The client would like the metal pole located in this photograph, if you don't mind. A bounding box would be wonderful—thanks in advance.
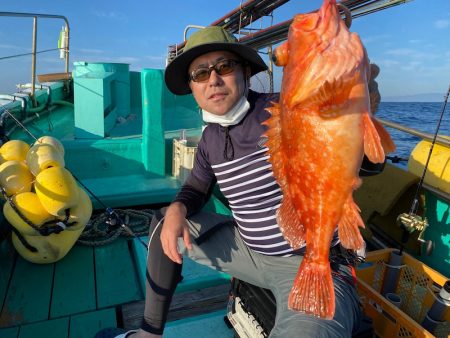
[63,24,70,93]
[31,16,37,107]
[65,25,70,74]
[267,45,274,93]
[377,118,450,147]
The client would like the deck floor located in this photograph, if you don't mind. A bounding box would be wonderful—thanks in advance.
[0,233,232,338]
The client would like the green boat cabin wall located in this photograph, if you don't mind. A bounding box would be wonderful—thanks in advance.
[73,62,131,139]
[140,68,202,176]
[68,63,201,178]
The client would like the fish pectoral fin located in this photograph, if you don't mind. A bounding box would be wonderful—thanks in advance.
[338,195,365,250]
[363,112,386,163]
[302,77,352,117]
[277,194,305,249]
[372,117,396,154]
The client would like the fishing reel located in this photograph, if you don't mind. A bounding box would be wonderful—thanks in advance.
[396,212,434,256]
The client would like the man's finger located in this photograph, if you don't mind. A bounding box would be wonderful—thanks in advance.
[167,236,182,264]
[183,227,192,250]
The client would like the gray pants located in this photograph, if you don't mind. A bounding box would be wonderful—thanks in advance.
[172,211,362,338]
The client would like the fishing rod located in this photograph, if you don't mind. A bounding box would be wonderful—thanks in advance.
[0,107,149,250]
[396,84,450,255]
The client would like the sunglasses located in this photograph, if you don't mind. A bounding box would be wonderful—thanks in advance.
[189,59,241,82]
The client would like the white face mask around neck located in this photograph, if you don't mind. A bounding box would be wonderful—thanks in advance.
[201,95,250,127]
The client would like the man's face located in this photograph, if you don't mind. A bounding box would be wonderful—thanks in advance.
[188,51,247,116]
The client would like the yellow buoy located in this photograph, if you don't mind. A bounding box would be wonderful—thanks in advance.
[6,188,90,264]
[35,167,79,216]
[0,160,33,196]
[26,143,65,176]
[3,192,55,236]
[36,136,65,156]
[408,140,450,194]
[11,226,84,263]
[0,139,30,163]
[67,187,93,231]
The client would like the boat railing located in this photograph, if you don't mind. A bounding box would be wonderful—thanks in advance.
[377,118,450,147]
[0,12,70,106]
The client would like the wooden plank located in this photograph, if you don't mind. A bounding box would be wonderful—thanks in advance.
[37,72,71,83]
[132,236,230,296]
[18,317,69,338]
[0,257,53,327]
[50,245,96,318]
[69,307,117,338]
[0,240,16,312]
[165,310,233,337]
[0,326,19,338]
[95,238,142,308]
[121,283,230,330]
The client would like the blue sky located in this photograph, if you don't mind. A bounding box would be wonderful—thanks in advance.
[0,0,449,100]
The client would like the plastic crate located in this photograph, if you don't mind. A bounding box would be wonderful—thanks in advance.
[356,248,450,337]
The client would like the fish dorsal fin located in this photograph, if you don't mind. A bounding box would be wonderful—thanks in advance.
[263,102,287,187]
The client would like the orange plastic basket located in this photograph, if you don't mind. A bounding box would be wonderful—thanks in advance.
[356,248,450,338]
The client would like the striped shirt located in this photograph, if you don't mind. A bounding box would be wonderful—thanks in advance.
[174,90,337,256]
[211,146,294,255]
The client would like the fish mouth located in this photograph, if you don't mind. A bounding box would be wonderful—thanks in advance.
[318,0,338,25]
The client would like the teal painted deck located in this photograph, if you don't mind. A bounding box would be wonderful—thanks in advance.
[0,196,233,338]
[165,310,233,337]
[0,238,139,337]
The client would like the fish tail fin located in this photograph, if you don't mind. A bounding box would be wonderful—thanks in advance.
[264,102,288,187]
[277,194,305,248]
[372,117,396,154]
[363,113,395,163]
[289,259,335,320]
[338,195,365,250]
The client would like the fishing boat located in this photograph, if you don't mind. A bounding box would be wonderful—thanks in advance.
[0,1,449,337]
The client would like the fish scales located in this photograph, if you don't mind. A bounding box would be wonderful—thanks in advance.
[264,0,395,319]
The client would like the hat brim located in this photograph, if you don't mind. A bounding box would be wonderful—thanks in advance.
[164,42,268,95]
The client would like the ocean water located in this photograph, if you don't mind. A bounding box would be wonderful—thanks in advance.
[376,102,450,167]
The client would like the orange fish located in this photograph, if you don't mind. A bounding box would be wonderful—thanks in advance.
[264,0,395,319]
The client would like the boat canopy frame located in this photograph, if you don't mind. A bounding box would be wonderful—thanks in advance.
[167,0,412,64]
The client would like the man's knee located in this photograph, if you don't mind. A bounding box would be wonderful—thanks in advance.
[148,208,167,251]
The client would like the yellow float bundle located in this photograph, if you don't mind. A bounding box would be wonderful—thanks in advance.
[0,136,92,263]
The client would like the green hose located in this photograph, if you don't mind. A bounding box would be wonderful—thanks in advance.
[52,100,74,108]
[27,100,74,114]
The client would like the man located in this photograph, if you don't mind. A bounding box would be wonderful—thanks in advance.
[99,25,374,338]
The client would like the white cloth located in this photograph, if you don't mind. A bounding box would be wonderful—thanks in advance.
[116,330,137,338]
[202,95,250,127]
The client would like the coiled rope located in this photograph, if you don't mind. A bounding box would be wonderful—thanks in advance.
[77,209,154,247]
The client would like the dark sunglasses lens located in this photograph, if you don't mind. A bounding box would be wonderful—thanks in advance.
[191,60,238,82]
[192,69,210,82]
[216,60,235,75]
